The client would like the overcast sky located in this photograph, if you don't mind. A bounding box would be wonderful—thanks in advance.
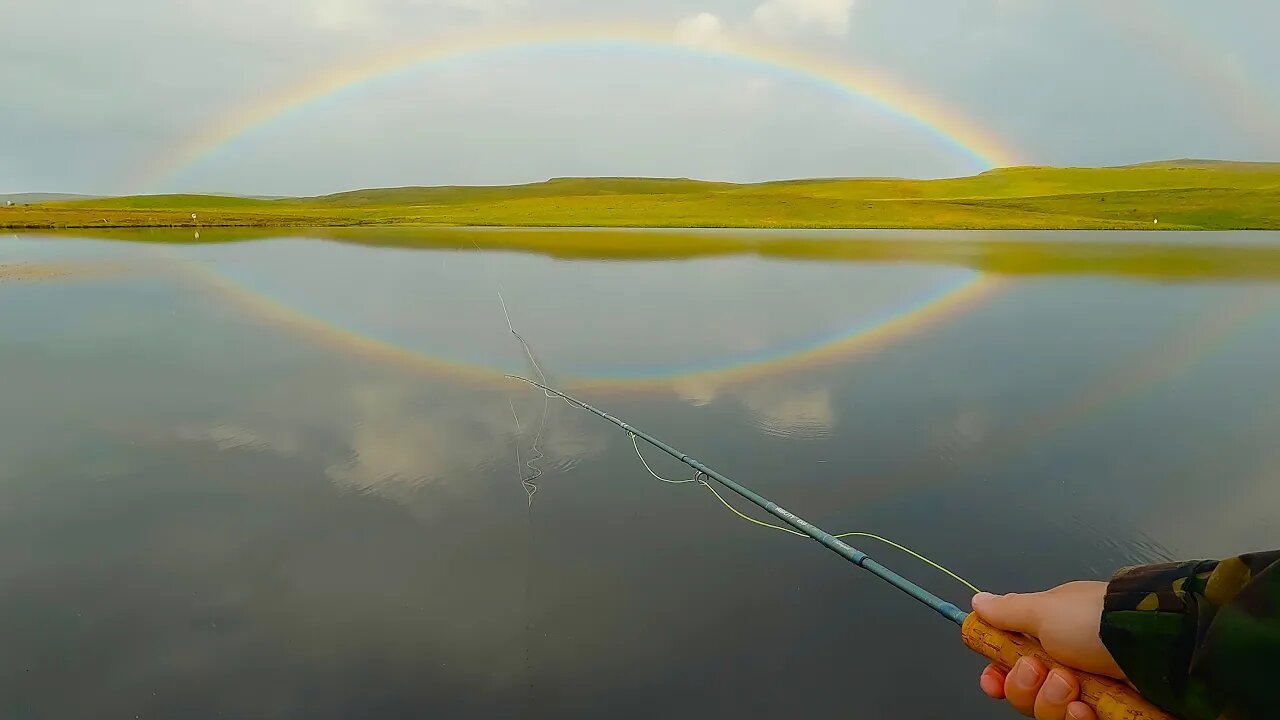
[2,0,1278,195]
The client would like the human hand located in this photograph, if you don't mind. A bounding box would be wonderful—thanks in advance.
[972,582,1126,720]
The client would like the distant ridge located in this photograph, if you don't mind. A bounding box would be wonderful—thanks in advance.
[1118,158,1280,171]
[305,177,738,206]
[1,193,97,205]
[305,159,1280,202]
[977,159,1280,175]
[205,193,287,200]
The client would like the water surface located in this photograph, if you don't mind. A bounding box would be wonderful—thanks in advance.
[2,228,1278,718]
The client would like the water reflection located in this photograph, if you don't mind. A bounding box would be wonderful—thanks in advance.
[163,237,997,390]
[738,383,836,438]
[2,228,1279,719]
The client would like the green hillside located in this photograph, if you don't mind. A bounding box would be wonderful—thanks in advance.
[1119,159,1280,171]
[55,194,282,210]
[5,160,1279,230]
[304,177,737,205]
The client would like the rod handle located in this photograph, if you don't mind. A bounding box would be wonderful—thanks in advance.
[961,614,1173,720]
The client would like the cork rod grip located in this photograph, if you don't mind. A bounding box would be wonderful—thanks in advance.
[961,614,1173,720]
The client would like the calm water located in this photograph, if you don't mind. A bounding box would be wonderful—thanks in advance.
[2,228,1279,718]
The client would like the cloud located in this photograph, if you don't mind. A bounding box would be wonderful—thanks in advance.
[5,0,1271,194]
[310,0,382,30]
[751,0,855,37]
[673,12,731,51]
[414,0,526,17]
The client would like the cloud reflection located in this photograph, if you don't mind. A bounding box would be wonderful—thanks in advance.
[738,384,836,438]
[167,378,605,507]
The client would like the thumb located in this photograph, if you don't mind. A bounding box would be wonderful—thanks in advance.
[972,591,1044,636]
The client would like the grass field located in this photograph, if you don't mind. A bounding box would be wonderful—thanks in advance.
[5,160,1280,230]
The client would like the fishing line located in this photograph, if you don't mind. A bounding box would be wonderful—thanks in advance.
[508,397,522,433]
[500,290,550,505]
[464,235,549,505]
[509,398,541,504]
[627,435,978,592]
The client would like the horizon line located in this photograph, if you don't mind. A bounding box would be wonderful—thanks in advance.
[11,156,1280,199]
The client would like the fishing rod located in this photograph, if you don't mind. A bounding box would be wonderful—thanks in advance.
[507,374,1171,720]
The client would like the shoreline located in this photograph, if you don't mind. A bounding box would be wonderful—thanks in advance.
[0,217,1230,231]
[6,162,1279,231]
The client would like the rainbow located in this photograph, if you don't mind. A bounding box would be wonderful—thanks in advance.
[1093,0,1280,155]
[133,23,1021,191]
[174,257,1003,392]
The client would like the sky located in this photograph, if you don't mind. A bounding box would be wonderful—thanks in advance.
[1,0,1278,195]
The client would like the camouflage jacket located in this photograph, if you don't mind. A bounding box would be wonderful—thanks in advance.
[1100,549,1280,720]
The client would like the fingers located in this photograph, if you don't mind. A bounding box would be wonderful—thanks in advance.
[1066,701,1097,720]
[1033,668,1081,720]
[983,658,1092,720]
[971,591,1044,635]
[1004,656,1047,716]
[979,664,1006,699]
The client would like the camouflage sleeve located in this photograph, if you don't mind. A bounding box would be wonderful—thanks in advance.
[1099,549,1280,720]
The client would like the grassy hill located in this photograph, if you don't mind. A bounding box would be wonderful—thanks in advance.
[58,194,282,210]
[305,177,737,206]
[4,160,1279,230]
[1118,159,1280,171]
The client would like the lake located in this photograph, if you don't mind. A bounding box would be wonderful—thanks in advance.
[2,227,1278,718]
